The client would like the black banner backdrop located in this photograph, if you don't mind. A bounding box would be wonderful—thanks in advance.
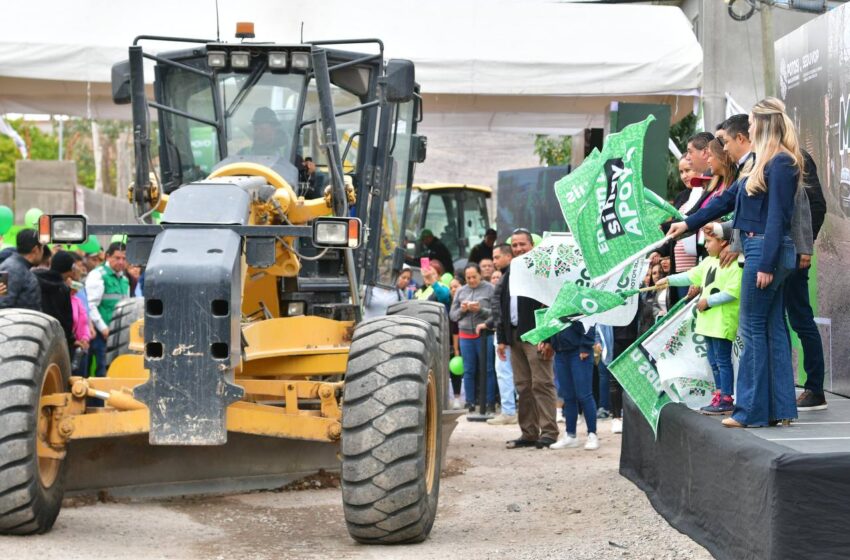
[776,7,850,397]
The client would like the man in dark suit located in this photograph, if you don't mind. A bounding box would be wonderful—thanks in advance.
[492,229,559,449]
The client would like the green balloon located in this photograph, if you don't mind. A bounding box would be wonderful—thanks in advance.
[449,356,464,376]
[111,234,127,244]
[79,236,101,254]
[531,233,543,247]
[0,206,12,235]
[440,272,454,286]
[24,208,43,229]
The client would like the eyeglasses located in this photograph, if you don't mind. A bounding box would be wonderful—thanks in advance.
[717,136,726,147]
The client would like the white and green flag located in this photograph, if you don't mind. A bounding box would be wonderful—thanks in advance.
[609,298,744,434]
[641,299,743,410]
[511,234,648,344]
[554,116,679,281]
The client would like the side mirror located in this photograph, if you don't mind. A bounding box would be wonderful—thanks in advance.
[410,135,427,163]
[111,60,132,104]
[385,59,415,103]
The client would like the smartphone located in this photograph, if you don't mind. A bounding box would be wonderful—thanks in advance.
[420,257,431,270]
[0,271,8,287]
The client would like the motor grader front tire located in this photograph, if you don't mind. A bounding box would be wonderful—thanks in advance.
[387,300,450,409]
[0,310,71,535]
[105,297,144,367]
[341,315,443,544]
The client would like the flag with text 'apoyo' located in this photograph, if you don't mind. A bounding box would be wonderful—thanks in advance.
[555,116,676,280]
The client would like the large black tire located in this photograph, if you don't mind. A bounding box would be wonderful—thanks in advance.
[341,315,443,544]
[105,297,144,367]
[0,309,71,535]
[387,300,450,409]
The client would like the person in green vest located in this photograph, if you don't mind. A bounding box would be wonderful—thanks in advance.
[85,242,129,377]
[656,226,742,415]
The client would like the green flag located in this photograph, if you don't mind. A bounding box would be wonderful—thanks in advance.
[555,115,676,280]
[521,282,629,345]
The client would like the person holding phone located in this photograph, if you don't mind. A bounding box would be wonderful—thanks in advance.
[450,263,496,412]
[0,229,43,311]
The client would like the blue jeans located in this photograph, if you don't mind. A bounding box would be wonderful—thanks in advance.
[494,339,516,415]
[554,350,597,436]
[597,361,611,410]
[706,336,734,397]
[734,236,797,426]
[89,331,107,378]
[783,266,826,394]
[460,335,497,406]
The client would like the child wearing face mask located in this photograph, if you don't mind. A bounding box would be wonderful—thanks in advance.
[656,226,743,415]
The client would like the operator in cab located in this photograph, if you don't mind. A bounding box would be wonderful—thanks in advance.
[240,107,285,157]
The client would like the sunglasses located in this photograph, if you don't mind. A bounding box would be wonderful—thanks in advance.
[512,228,531,235]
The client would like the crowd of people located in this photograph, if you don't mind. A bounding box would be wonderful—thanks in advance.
[660,97,828,426]
[367,96,828,448]
[0,233,134,380]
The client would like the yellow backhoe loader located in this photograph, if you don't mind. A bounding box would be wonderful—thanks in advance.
[0,25,451,544]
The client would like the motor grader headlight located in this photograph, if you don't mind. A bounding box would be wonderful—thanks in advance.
[207,51,227,69]
[312,217,362,249]
[39,214,87,245]
[291,52,311,70]
[230,51,251,70]
[268,51,288,70]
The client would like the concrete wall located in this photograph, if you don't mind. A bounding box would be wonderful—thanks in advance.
[682,0,816,129]
[0,183,11,208]
[79,187,136,225]
[413,128,541,218]
[13,160,76,221]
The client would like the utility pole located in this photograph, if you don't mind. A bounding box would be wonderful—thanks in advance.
[761,3,776,97]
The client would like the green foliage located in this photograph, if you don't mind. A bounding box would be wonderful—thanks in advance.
[666,113,697,201]
[0,119,59,182]
[534,135,572,167]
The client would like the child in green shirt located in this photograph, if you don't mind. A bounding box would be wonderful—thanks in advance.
[656,229,743,414]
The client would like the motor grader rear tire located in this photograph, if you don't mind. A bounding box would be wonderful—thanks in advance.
[105,297,144,367]
[387,300,450,409]
[0,309,71,535]
[341,315,443,544]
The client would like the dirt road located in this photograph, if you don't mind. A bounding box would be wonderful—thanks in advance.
[0,417,710,559]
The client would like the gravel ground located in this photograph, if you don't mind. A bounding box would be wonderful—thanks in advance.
[0,416,711,560]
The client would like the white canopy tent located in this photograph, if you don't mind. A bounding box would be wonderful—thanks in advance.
[0,0,701,134]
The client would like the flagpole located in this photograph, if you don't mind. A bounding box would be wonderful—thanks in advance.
[590,235,673,287]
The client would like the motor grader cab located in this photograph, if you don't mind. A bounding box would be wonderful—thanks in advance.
[0,28,450,544]
[405,183,492,275]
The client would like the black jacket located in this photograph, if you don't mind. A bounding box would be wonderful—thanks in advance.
[489,263,546,345]
[424,238,454,274]
[468,242,493,264]
[0,254,42,311]
[33,269,74,350]
[802,151,827,240]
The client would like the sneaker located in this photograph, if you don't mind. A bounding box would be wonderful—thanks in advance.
[451,397,463,410]
[487,413,518,425]
[556,409,565,423]
[797,390,828,411]
[701,395,734,415]
[597,408,611,419]
[549,434,579,449]
[584,433,600,451]
[611,418,623,434]
[466,403,476,413]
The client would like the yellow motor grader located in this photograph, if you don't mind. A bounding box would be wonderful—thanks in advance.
[0,26,450,544]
